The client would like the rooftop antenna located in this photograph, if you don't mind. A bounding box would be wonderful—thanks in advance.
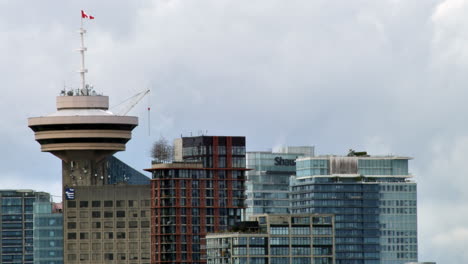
[78,10,94,93]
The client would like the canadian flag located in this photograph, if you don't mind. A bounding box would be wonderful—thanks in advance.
[81,10,94,19]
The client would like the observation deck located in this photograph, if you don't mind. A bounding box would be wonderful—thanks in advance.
[28,92,138,162]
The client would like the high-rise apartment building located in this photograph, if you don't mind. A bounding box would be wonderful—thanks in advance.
[206,214,335,264]
[146,136,247,264]
[0,190,51,264]
[291,154,417,264]
[245,147,314,218]
[33,201,63,264]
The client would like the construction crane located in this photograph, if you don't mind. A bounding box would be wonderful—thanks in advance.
[111,88,150,116]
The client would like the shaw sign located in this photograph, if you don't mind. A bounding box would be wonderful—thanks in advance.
[274,157,296,166]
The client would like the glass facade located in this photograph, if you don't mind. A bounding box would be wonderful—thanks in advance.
[106,156,150,185]
[245,147,313,219]
[206,214,334,264]
[291,156,417,264]
[0,190,51,264]
[33,202,63,264]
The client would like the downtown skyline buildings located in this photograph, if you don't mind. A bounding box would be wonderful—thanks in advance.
[17,12,423,264]
[23,85,421,264]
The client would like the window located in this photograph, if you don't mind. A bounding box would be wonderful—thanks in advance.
[67,222,76,229]
[129,221,138,228]
[292,237,310,245]
[116,221,125,228]
[80,222,89,229]
[92,253,101,261]
[104,212,113,218]
[117,253,126,260]
[104,232,113,239]
[68,233,76,239]
[117,242,126,250]
[104,243,113,250]
[270,237,289,245]
[116,211,125,217]
[116,200,124,207]
[141,221,150,228]
[117,232,126,239]
[92,243,101,250]
[80,243,89,250]
[92,232,101,239]
[92,211,101,218]
[67,211,76,218]
[92,222,101,228]
[80,232,89,239]
[67,201,76,208]
[128,200,136,207]
[79,201,89,208]
[249,237,265,246]
[129,232,138,239]
[292,257,310,264]
[104,253,114,261]
[67,243,76,250]
[270,226,288,235]
[291,247,311,255]
[104,222,113,228]
[313,227,332,235]
[79,211,88,218]
[291,227,310,235]
[92,201,101,207]
[142,253,150,260]
[270,247,289,255]
[104,200,113,207]
[129,242,138,249]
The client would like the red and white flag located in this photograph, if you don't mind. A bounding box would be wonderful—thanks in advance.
[81,10,94,19]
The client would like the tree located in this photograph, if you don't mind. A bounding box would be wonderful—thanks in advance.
[151,136,173,163]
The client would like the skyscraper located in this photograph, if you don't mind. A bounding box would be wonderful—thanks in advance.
[146,136,247,264]
[245,146,314,218]
[290,153,417,264]
[0,190,52,264]
[33,201,64,264]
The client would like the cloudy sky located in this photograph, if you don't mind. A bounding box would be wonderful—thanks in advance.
[1,0,467,262]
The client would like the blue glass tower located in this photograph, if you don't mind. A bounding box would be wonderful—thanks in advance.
[291,155,417,264]
[33,201,63,264]
[0,190,51,264]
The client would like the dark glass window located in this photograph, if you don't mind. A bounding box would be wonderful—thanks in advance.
[116,211,125,217]
[104,212,113,218]
[92,211,101,218]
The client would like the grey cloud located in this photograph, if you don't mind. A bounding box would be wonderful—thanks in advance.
[1,0,465,262]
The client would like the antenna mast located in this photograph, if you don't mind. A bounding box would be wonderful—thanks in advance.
[78,18,88,91]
